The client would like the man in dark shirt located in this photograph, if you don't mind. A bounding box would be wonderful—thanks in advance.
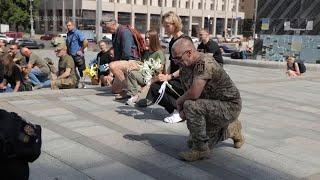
[197,29,223,67]
[96,40,114,86]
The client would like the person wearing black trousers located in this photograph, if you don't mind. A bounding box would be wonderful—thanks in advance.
[137,11,191,123]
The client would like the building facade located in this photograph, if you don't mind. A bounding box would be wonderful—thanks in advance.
[256,0,320,35]
[37,0,245,37]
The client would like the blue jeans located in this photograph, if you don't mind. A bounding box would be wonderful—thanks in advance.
[0,86,13,93]
[241,51,247,59]
[28,68,51,88]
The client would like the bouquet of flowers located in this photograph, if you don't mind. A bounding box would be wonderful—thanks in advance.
[139,55,162,84]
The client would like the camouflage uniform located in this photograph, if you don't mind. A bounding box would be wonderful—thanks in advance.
[180,53,242,151]
[51,54,77,89]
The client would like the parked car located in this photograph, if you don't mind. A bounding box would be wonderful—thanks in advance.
[219,43,238,53]
[191,37,199,43]
[51,33,67,47]
[0,33,14,44]
[161,36,171,43]
[40,33,56,40]
[18,39,45,49]
[101,33,112,44]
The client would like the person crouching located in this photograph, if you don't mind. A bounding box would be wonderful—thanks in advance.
[51,44,78,89]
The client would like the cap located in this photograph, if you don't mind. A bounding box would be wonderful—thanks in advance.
[55,44,67,52]
[100,16,116,25]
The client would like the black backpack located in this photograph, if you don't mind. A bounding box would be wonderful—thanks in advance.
[0,109,42,162]
[231,51,242,59]
[296,60,306,73]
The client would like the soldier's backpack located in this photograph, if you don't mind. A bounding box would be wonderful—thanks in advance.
[125,25,147,58]
[0,109,42,162]
[296,60,306,73]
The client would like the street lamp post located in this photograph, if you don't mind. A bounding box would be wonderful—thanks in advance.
[30,0,35,37]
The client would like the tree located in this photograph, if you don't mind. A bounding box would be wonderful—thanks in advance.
[0,0,40,32]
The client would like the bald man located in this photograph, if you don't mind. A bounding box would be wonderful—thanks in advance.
[171,37,244,161]
[21,47,51,89]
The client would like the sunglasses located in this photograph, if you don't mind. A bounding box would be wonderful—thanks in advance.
[172,50,190,62]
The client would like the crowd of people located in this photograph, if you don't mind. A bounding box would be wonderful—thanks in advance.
[0,11,247,162]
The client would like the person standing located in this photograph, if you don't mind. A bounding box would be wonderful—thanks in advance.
[197,29,224,67]
[66,21,89,88]
[171,38,244,161]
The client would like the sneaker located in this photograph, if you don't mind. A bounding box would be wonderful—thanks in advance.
[125,95,139,106]
[33,85,42,90]
[163,110,183,123]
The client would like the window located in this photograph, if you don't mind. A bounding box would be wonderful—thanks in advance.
[126,0,131,3]
[186,1,189,8]
[172,0,177,7]
[150,0,152,5]
[210,3,214,10]
[179,0,181,7]
[158,0,162,6]
[109,0,114,2]
[143,0,147,5]
[198,2,202,9]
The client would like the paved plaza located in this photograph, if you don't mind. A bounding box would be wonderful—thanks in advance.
[1,55,320,179]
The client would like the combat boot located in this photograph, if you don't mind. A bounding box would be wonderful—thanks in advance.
[227,120,245,149]
[178,146,211,162]
[187,134,193,149]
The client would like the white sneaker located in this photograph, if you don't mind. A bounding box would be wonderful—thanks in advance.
[163,110,183,123]
[125,95,139,106]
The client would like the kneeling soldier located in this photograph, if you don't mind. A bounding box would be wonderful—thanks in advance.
[51,44,77,89]
[172,37,244,162]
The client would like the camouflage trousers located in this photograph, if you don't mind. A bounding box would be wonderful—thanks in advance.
[183,99,241,150]
[51,78,76,89]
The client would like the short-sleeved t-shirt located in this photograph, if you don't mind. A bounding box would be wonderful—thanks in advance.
[58,55,77,82]
[97,51,112,65]
[4,65,23,88]
[180,53,241,103]
[13,53,25,66]
[197,39,223,65]
[66,28,86,56]
[27,53,50,74]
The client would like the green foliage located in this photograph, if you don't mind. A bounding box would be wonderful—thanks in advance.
[0,0,41,31]
[316,60,320,64]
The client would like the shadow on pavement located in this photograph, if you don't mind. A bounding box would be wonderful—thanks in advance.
[115,105,167,121]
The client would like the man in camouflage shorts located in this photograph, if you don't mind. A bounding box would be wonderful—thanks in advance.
[172,37,244,162]
[51,44,77,89]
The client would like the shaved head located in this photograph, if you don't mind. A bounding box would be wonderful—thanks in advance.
[172,37,195,56]
[171,37,199,67]
[21,47,31,57]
